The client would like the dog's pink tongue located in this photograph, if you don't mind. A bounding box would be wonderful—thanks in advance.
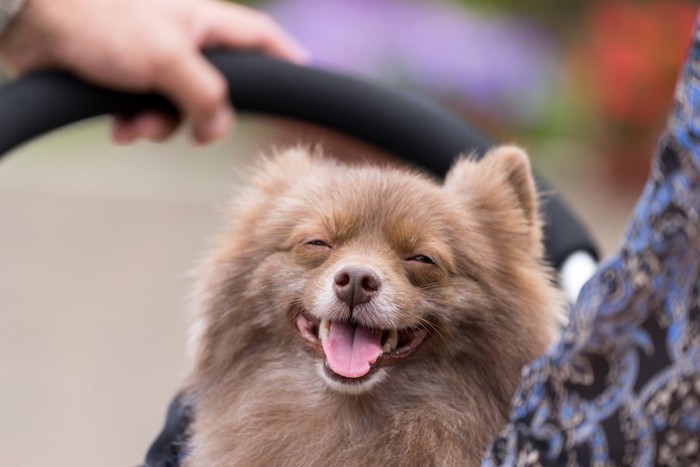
[322,321,383,378]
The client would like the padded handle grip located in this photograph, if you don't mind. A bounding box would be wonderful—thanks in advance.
[0,50,597,267]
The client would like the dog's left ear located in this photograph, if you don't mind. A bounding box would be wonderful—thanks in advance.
[443,145,541,252]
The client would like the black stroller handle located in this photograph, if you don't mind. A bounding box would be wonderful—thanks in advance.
[0,50,597,267]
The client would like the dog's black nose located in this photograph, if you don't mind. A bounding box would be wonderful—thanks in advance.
[333,265,381,311]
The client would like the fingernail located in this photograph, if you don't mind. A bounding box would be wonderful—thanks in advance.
[112,123,134,145]
[198,106,234,144]
[279,32,312,64]
[290,42,312,64]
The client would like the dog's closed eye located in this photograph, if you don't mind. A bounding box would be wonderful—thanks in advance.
[407,255,436,265]
[306,239,332,248]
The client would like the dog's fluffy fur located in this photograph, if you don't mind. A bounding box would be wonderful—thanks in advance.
[180,146,562,466]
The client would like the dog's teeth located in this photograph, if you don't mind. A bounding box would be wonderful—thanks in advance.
[319,319,330,342]
[383,329,399,353]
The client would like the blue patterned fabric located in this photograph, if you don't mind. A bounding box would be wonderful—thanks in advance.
[484,14,700,467]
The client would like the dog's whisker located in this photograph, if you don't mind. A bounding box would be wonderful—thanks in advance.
[414,317,447,347]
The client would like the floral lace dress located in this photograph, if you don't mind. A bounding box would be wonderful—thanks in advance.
[484,14,700,467]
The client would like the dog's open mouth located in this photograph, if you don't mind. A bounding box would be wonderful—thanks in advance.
[295,314,429,381]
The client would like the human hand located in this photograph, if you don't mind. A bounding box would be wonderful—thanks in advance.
[0,0,308,144]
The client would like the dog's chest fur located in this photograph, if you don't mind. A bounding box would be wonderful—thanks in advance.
[185,357,507,466]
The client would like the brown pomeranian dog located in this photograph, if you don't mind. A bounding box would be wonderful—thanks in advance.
[179,145,562,466]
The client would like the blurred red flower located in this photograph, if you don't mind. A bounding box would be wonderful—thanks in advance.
[577,1,696,130]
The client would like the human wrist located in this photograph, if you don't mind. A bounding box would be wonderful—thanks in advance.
[0,0,27,37]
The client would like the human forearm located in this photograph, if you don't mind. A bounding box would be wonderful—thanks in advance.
[0,0,25,36]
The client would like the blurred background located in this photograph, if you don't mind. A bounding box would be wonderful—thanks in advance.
[0,0,697,465]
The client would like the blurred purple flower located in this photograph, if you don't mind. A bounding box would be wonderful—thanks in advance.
[265,0,560,123]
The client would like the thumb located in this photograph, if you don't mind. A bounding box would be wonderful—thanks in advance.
[201,3,309,64]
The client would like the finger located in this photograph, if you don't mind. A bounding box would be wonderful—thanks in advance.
[112,116,136,145]
[131,111,181,142]
[112,111,181,144]
[201,3,310,64]
[152,47,235,144]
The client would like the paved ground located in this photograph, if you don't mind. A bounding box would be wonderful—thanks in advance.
[0,117,638,467]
